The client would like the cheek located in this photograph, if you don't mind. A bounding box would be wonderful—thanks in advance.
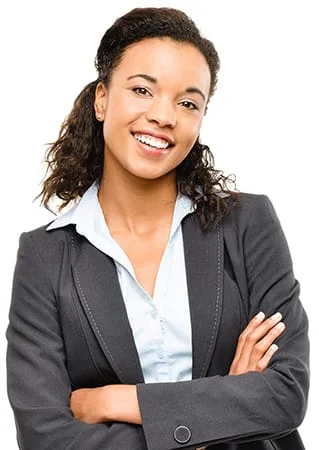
[109,93,147,120]
[102,120,113,144]
[172,122,201,164]
[180,121,201,150]
[102,106,127,142]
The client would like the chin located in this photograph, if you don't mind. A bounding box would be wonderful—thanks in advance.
[128,166,173,181]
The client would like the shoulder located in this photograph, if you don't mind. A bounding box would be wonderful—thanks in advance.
[221,192,292,274]
[13,224,78,293]
[232,191,274,214]
[222,192,282,239]
[227,192,278,223]
[18,222,75,262]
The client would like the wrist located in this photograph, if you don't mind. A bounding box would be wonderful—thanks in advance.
[105,385,142,424]
[98,386,112,422]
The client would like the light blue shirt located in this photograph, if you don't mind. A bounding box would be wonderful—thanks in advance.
[47,183,194,383]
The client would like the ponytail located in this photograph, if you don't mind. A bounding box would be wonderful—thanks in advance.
[39,80,104,211]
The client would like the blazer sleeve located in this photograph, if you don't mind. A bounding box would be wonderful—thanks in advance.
[6,232,147,450]
[136,195,310,450]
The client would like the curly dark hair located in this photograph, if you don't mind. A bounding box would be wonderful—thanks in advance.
[39,7,238,229]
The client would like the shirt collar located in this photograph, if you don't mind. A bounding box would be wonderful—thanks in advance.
[46,182,194,238]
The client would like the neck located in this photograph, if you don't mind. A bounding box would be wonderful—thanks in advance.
[98,170,177,234]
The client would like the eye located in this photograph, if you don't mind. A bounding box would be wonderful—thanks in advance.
[180,100,199,110]
[132,87,151,96]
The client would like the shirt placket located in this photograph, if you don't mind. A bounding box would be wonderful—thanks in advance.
[152,240,174,382]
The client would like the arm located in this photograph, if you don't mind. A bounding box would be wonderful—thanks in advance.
[70,310,285,450]
[6,232,147,450]
[70,309,285,424]
[134,195,309,449]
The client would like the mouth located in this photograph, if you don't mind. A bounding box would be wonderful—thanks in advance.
[131,132,175,157]
[131,132,174,151]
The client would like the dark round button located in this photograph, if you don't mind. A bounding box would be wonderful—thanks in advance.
[173,425,192,444]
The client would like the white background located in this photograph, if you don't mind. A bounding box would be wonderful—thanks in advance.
[0,0,317,448]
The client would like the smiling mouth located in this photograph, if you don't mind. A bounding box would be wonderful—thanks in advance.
[132,132,173,150]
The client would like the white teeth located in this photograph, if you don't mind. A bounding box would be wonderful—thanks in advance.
[134,133,170,149]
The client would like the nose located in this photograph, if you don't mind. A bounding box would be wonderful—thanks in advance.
[145,97,177,128]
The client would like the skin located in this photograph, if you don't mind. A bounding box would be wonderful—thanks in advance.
[70,38,286,441]
[94,37,211,297]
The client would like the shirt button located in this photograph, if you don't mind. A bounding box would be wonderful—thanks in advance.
[174,425,192,444]
[158,351,165,359]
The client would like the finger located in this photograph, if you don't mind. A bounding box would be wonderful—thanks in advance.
[242,311,266,335]
[234,312,283,370]
[234,311,266,359]
[244,312,283,347]
[230,311,283,374]
[235,311,279,363]
[255,344,279,372]
[250,322,285,364]
[256,321,285,353]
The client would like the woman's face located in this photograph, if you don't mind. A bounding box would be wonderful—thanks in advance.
[95,37,211,182]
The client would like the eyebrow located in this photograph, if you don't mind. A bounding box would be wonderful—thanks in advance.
[127,73,206,102]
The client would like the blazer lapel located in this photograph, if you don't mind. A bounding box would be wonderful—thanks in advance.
[70,231,144,384]
[182,214,224,379]
[68,212,224,385]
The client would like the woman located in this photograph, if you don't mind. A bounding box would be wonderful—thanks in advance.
[6,7,309,450]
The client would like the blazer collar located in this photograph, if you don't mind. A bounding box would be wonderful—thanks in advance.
[70,212,224,383]
[70,229,144,384]
[182,214,224,379]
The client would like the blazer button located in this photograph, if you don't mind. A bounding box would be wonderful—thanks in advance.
[173,425,192,444]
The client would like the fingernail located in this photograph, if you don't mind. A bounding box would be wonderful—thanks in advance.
[270,344,279,353]
[271,312,282,321]
[275,322,285,331]
[255,311,265,320]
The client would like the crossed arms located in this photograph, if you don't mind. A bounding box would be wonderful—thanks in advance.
[6,196,309,449]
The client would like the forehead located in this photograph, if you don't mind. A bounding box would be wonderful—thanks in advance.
[113,38,211,95]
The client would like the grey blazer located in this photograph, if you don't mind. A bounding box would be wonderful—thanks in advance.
[6,193,309,450]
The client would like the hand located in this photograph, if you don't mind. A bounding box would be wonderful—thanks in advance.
[70,386,109,424]
[229,311,285,375]
[70,384,142,425]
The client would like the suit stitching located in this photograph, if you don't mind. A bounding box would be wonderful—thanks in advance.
[70,286,111,384]
[70,234,124,379]
[200,222,222,377]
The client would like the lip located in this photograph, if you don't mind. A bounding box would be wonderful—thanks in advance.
[132,130,175,146]
[132,133,171,157]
